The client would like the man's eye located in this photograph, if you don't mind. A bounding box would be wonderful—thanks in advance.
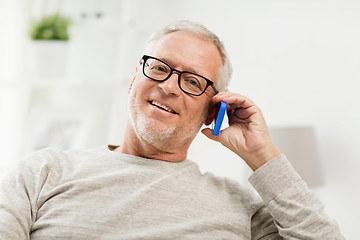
[151,64,168,73]
[155,66,167,72]
[184,78,202,89]
[189,79,199,86]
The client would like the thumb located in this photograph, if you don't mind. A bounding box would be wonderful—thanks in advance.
[201,128,221,142]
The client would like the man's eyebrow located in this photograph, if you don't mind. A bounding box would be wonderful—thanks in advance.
[158,57,201,75]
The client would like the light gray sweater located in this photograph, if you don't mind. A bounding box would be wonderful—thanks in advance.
[0,146,343,239]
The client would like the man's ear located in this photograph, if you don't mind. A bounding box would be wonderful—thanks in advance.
[128,66,139,93]
[204,103,218,126]
[128,76,136,93]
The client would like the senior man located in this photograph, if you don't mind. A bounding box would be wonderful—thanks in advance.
[0,20,343,239]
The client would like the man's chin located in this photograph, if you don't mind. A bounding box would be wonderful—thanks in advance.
[130,107,205,151]
[136,118,177,144]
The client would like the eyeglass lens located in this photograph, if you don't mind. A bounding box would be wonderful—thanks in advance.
[143,57,209,95]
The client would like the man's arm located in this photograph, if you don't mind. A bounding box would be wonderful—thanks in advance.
[250,154,344,239]
[0,151,46,239]
[202,92,344,239]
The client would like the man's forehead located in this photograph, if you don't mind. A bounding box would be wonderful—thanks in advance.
[147,31,222,82]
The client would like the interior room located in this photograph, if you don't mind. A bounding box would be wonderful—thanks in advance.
[1,0,359,238]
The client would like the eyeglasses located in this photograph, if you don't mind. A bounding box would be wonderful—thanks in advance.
[140,55,219,96]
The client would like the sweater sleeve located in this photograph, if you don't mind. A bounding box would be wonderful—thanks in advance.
[0,150,53,240]
[248,154,344,239]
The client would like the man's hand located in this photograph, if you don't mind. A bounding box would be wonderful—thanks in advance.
[202,92,280,171]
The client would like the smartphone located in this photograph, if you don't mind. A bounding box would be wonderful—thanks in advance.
[212,101,227,136]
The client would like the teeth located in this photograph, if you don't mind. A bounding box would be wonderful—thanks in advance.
[151,101,175,113]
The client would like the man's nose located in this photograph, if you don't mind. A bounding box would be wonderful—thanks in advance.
[158,71,181,96]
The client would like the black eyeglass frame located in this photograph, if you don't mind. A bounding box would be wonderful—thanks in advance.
[140,55,219,96]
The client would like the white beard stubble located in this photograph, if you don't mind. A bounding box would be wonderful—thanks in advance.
[128,95,208,151]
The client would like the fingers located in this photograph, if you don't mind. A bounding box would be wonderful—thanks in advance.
[213,92,262,123]
[201,128,220,142]
[213,92,257,110]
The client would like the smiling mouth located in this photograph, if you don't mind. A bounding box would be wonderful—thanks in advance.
[149,101,178,114]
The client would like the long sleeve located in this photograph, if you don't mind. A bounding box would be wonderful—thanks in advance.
[249,154,344,239]
[0,151,50,240]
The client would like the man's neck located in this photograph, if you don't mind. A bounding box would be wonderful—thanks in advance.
[116,122,189,162]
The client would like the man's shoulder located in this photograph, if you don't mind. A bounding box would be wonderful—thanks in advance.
[20,147,68,168]
[18,146,108,172]
[25,145,104,160]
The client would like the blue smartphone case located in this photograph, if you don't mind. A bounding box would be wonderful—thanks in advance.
[212,101,227,136]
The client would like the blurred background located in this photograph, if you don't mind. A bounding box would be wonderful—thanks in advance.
[1,0,359,238]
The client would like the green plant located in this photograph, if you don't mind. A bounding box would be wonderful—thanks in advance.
[29,13,71,41]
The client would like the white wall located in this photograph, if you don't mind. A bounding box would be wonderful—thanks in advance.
[0,0,28,173]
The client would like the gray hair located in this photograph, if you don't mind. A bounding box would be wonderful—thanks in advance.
[144,20,232,91]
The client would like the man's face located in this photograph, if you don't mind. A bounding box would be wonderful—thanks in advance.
[128,31,222,151]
